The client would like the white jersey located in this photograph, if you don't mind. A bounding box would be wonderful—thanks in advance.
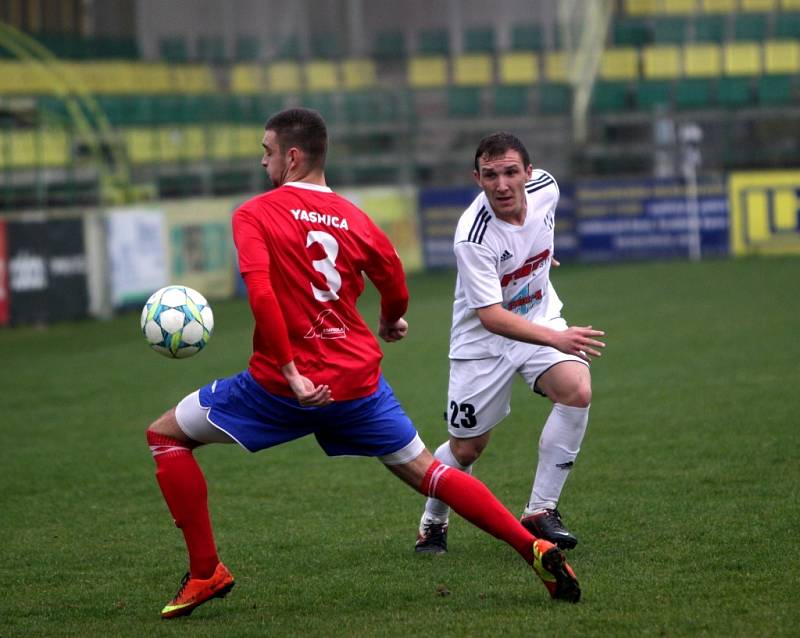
[450,169,564,359]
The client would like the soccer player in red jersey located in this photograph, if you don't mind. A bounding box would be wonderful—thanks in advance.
[146,108,580,619]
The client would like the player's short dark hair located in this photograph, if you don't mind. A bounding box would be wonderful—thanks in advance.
[474,132,531,172]
[265,107,328,169]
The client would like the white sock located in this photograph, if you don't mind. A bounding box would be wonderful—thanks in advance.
[420,440,473,525]
[525,403,589,515]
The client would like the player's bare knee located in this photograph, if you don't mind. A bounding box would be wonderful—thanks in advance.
[450,438,484,466]
[147,408,189,442]
[559,383,592,408]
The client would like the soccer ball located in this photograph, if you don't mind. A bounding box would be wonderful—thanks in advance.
[140,285,214,359]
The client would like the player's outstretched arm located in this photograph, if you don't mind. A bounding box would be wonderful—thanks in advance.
[378,316,408,342]
[476,304,605,361]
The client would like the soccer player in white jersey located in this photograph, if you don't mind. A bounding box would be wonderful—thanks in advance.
[415,132,605,554]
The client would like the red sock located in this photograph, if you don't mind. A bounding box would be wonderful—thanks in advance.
[421,460,535,564]
[147,430,219,579]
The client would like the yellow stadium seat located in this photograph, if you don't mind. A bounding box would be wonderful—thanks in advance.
[544,51,569,82]
[41,128,69,167]
[182,126,207,161]
[663,0,697,14]
[724,42,762,75]
[625,0,659,15]
[780,0,800,9]
[498,52,539,84]
[233,126,260,158]
[231,64,263,94]
[11,131,37,167]
[408,55,448,87]
[683,43,722,76]
[210,125,236,160]
[268,62,302,92]
[453,54,493,86]
[157,127,183,162]
[701,0,736,12]
[140,64,174,94]
[305,61,339,91]
[340,59,376,89]
[740,0,776,10]
[643,45,682,78]
[600,47,640,80]
[764,40,800,73]
[124,129,157,164]
[172,65,216,94]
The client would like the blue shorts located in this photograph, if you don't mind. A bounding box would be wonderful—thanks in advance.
[198,370,418,457]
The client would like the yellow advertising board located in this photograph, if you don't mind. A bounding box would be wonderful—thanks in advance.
[161,197,239,299]
[728,171,800,256]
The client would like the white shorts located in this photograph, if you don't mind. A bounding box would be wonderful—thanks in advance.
[446,320,587,439]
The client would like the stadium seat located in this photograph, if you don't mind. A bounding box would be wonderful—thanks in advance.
[634,79,674,109]
[774,13,800,38]
[417,29,450,55]
[663,0,696,14]
[511,24,543,51]
[159,37,188,62]
[613,18,652,46]
[447,87,482,117]
[230,64,262,94]
[643,45,682,78]
[723,43,762,75]
[275,35,301,59]
[408,55,448,87]
[741,0,776,9]
[124,128,157,164]
[733,14,768,40]
[716,77,754,106]
[498,52,539,84]
[303,94,337,123]
[700,0,737,13]
[764,40,800,73]
[493,85,529,115]
[172,65,216,93]
[544,52,569,82]
[452,54,493,86]
[591,81,631,112]
[268,62,302,92]
[340,59,377,89]
[693,16,727,43]
[781,0,800,8]
[305,61,339,92]
[197,36,226,63]
[538,83,571,114]
[235,36,260,61]
[624,0,659,15]
[343,90,396,123]
[464,27,495,53]
[756,74,794,103]
[599,48,640,81]
[653,18,688,44]
[373,29,406,60]
[311,32,342,59]
[41,128,69,167]
[10,131,37,167]
[675,77,713,108]
[683,44,722,76]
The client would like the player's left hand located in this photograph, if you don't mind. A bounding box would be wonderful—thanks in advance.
[379,317,408,342]
[281,361,333,406]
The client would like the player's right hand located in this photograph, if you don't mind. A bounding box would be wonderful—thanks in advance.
[553,325,606,362]
[288,374,333,406]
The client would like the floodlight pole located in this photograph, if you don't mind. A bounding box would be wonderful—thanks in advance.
[679,123,703,262]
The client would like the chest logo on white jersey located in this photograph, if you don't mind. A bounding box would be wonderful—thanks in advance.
[304,309,348,340]
[291,208,349,231]
[500,250,513,262]
[504,284,543,315]
[500,248,550,288]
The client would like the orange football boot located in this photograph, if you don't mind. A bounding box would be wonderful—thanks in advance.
[161,562,235,619]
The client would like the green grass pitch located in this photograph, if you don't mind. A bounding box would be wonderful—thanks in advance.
[1,256,798,637]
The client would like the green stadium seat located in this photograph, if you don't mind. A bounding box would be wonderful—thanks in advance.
[464,27,495,53]
[418,29,450,55]
[373,30,406,60]
[675,78,713,108]
[539,83,571,114]
[613,18,652,46]
[757,75,794,104]
[276,35,301,59]
[159,37,188,62]
[694,16,726,43]
[311,32,342,59]
[591,82,631,112]
[653,18,688,44]
[774,13,800,38]
[447,87,482,117]
[511,24,543,51]
[197,36,226,63]
[716,77,754,107]
[733,14,768,40]
[303,93,337,123]
[235,36,260,61]
[635,79,673,109]
[493,86,529,116]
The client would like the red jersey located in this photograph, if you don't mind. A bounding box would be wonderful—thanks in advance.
[232,182,409,400]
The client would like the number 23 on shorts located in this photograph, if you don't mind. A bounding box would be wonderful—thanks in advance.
[448,400,477,429]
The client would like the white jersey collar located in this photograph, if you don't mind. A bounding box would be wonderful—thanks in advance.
[284,181,333,193]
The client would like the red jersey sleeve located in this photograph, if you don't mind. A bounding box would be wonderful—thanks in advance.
[233,208,294,367]
[362,221,409,323]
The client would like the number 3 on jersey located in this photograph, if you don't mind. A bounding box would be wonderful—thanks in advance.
[449,400,477,428]
[306,230,341,302]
